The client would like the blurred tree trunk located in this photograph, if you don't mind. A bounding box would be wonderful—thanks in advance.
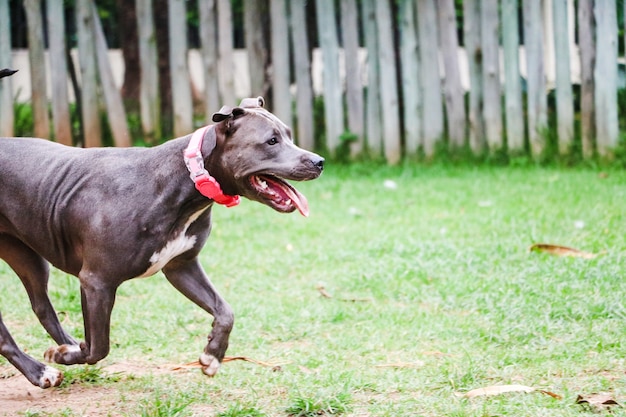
[199,0,221,120]
[501,0,524,153]
[523,0,547,158]
[137,0,161,142]
[376,0,400,164]
[244,0,268,97]
[399,0,420,156]
[594,0,618,158]
[217,0,235,105]
[269,0,292,124]
[24,0,50,139]
[481,0,502,152]
[315,0,344,155]
[289,0,314,150]
[76,0,101,147]
[417,0,443,157]
[361,0,382,156]
[341,0,364,156]
[46,0,72,145]
[168,0,193,136]
[464,0,485,154]
[0,0,14,137]
[154,0,172,136]
[116,0,140,106]
[578,0,595,158]
[92,2,130,147]
[552,0,574,155]
[438,0,465,149]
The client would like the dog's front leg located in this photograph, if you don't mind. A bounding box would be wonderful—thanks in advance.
[162,258,234,377]
[44,279,117,366]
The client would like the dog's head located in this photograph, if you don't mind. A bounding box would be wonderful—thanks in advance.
[207,97,324,217]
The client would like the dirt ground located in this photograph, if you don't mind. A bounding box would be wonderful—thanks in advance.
[0,362,174,416]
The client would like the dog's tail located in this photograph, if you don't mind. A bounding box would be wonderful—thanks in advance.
[0,68,17,79]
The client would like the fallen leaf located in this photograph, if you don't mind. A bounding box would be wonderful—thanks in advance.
[529,243,598,259]
[461,384,536,398]
[576,393,621,411]
[316,285,333,298]
[316,285,372,302]
[458,384,561,400]
[538,390,563,400]
[375,361,425,369]
[421,351,455,357]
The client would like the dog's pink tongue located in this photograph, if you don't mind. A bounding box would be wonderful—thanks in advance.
[285,185,309,217]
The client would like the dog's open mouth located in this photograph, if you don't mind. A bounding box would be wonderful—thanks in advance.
[249,175,309,217]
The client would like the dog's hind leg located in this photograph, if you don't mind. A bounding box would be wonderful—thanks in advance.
[163,258,234,377]
[0,312,64,387]
[0,235,78,347]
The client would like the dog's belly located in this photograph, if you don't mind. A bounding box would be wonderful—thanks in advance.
[138,206,209,277]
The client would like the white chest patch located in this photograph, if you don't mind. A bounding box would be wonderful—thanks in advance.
[139,207,209,277]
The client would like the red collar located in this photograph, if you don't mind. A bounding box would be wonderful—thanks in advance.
[183,125,240,207]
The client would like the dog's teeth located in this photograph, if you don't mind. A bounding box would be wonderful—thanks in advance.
[285,199,291,205]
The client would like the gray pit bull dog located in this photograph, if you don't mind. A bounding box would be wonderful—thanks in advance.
[0,95,324,388]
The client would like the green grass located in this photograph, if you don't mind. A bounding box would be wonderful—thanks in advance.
[1,164,626,416]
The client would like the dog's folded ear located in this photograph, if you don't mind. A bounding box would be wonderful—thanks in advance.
[212,106,233,123]
[0,68,17,79]
[212,106,246,123]
[212,96,266,123]
[239,96,265,109]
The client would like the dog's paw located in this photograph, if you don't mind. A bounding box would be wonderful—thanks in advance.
[39,366,64,388]
[44,344,83,364]
[199,352,221,377]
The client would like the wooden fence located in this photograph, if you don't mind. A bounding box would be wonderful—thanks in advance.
[0,0,624,163]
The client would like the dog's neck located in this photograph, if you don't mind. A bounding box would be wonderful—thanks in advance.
[183,126,240,207]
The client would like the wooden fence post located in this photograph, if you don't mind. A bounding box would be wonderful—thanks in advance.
[24,0,50,139]
[92,2,131,147]
[376,0,401,164]
[0,0,13,137]
[417,0,444,157]
[217,0,236,105]
[361,0,382,156]
[501,0,524,153]
[464,0,485,155]
[552,0,574,155]
[244,0,268,98]
[137,0,161,142]
[169,0,193,137]
[341,0,364,157]
[290,0,315,151]
[199,0,220,120]
[76,0,101,147]
[46,0,72,145]
[578,0,595,158]
[438,0,466,149]
[524,0,548,158]
[481,0,502,152]
[594,0,618,158]
[399,0,420,156]
[315,0,344,155]
[270,0,292,124]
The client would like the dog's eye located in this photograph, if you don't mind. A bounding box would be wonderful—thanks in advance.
[266,137,278,145]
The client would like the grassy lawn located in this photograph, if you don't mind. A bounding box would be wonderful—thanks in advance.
[1,164,626,416]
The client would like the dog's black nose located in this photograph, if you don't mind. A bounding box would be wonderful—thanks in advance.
[314,157,324,171]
